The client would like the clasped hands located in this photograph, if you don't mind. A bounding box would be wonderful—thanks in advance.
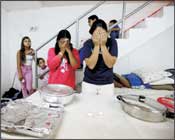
[92,28,108,48]
[59,38,71,55]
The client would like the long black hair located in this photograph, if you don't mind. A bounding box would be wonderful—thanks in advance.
[55,30,73,64]
[89,19,113,49]
[89,19,108,35]
[88,15,99,21]
[20,36,31,62]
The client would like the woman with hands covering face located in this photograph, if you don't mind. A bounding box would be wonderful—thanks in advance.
[47,30,80,89]
[80,19,118,95]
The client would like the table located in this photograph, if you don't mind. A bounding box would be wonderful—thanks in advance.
[1,88,174,139]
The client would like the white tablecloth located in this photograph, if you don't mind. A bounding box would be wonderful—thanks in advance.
[1,88,174,139]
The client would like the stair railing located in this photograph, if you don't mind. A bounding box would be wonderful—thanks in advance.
[34,0,155,88]
[34,1,105,88]
[108,0,153,38]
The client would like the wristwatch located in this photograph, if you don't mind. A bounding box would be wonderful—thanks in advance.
[116,94,167,122]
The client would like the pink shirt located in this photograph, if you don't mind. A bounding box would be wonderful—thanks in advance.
[47,48,80,89]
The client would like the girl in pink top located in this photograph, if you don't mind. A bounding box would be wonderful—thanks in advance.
[47,30,80,89]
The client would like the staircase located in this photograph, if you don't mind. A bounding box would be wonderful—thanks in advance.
[34,1,174,88]
[117,5,174,59]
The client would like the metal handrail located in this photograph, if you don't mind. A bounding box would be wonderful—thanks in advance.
[108,1,153,31]
[120,1,126,38]
[35,1,153,51]
[124,0,173,33]
[35,1,105,88]
[34,0,153,88]
[35,1,105,52]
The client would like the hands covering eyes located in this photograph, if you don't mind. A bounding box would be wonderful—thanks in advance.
[58,38,71,54]
[92,27,108,47]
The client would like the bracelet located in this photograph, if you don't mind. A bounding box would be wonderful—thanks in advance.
[116,94,167,122]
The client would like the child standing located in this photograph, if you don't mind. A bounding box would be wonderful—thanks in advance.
[16,36,35,98]
[37,57,49,87]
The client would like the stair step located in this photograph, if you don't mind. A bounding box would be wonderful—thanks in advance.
[117,38,137,58]
[117,5,174,59]
[133,20,147,28]
[162,6,174,21]
[128,28,148,40]
[163,6,174,16]
[146,17,162,23]
[145,17,163,28]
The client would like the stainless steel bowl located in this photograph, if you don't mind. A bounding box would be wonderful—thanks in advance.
[117,95,167,122]
[38,84,75,106]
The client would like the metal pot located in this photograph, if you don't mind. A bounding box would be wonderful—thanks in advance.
[116,94,167,122]
[38,84,75,106]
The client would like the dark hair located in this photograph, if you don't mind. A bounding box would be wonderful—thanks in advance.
[89,19,108,35]
[37,57,45,66]
[54,30,73,64]
[88,15,99,21]
[109,19,117,24]
[20,36,31,62]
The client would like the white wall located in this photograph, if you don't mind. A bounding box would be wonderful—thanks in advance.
[1,8,11,95]
[1,1,171,94]
[124,1,170,31]
[114,25,174,74]
[1,2,124,93]
[6,5,93,89]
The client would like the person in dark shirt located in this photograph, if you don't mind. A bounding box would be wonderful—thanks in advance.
[80,19,118,95]
[88,15,99,27]
[108,19,120,39]
[78,15,99,69]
